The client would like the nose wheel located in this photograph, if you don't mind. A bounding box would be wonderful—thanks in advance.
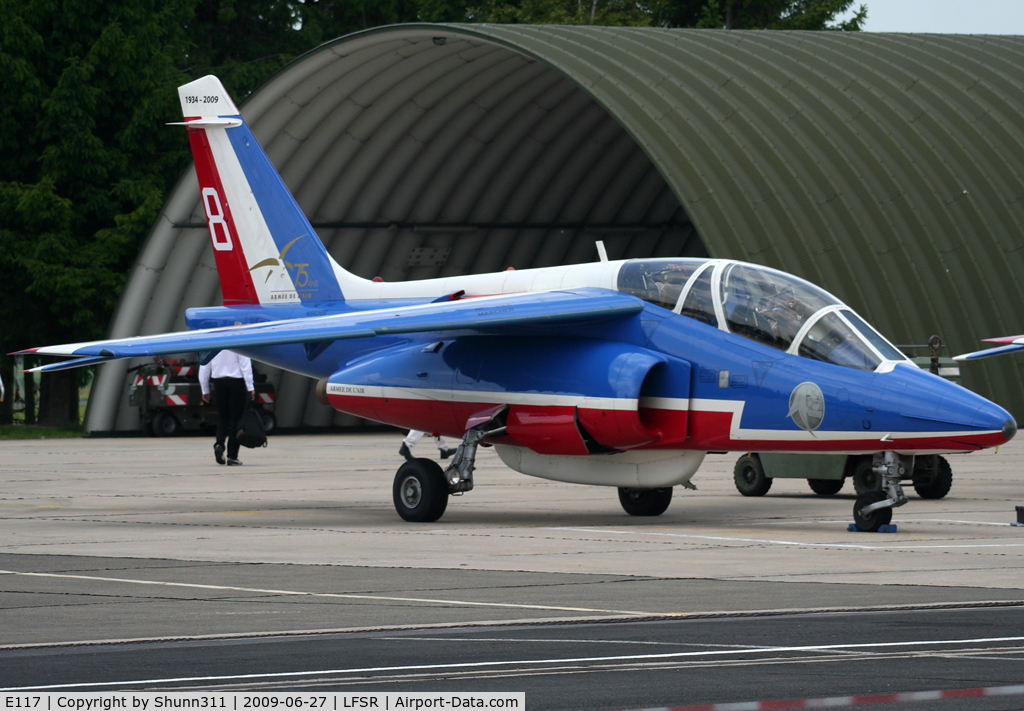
[853,451,909,531]
[853,490,892,530]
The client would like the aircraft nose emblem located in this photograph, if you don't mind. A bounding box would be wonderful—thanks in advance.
[788,381,825,432]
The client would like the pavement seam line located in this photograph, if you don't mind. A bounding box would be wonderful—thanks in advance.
[4,635,1024,691]
[549,526,1024,549]
[0,568,660,616]
[1,592,1023,651]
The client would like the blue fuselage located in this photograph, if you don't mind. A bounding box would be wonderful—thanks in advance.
[186,296,1015,455]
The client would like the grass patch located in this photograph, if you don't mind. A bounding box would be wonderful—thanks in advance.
[0,424,86,440]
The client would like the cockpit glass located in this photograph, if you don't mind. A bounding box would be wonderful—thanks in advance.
[618,259,900,372]
[798,311,882,371]
[719,263,838,351]
[843,310,907,362]
[618,259,708,311]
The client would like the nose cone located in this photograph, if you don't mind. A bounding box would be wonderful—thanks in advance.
[964,392,1017,444]
[891,364,1015,449]
[964,395,1017,446]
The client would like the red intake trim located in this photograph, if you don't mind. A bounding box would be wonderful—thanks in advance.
[507,406,589,456]
[577,407,658,450]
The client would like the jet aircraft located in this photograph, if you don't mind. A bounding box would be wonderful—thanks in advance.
[21,76,1017,529]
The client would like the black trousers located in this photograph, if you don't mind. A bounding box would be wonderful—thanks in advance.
[213,377,248,459]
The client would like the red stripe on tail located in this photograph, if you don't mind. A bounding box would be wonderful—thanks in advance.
[186,126,260,305]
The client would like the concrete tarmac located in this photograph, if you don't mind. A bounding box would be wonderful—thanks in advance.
[1,434,1023,650]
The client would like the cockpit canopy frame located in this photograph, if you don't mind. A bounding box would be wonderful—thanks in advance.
[617,258,910,372]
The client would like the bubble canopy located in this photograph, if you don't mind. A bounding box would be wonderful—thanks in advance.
[618,259,910,372]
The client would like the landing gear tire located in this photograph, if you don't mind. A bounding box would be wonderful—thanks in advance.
[618,487,673,516]
[393,459,449,523]
[913,455,952,499]
[854,490,893,531]
[152,410,179,437]
[734,454,771,497]
[851,457,881,495]
[808,478,844,496]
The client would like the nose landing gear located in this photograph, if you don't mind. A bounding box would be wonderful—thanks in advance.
[853,451,910,531]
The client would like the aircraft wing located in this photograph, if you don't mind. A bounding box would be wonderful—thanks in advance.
[953,335,1024,361]
[19,288,643,373]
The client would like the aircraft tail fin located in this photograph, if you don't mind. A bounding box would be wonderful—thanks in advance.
[177,76,350,305]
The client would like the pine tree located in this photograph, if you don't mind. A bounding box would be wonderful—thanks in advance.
[0,0,195,425]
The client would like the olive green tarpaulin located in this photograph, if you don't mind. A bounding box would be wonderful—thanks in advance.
[87,26,1024,432]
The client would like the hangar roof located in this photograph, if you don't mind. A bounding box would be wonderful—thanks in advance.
[87,26,1024,431]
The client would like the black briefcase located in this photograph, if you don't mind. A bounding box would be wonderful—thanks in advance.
[236,407,267,448]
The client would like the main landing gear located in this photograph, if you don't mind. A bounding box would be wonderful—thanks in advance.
[618,487,673,516]
[392,413,508,522]
[853,451,910,531]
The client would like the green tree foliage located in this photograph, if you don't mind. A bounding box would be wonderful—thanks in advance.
[466,0,659,26]
[0,0,364,357]
[415,0,865,28]
[694,0,866,30]
[0,0,200,424]
[299,0,423,43]
[0,0,194,351]
[0,0,201,424]
[0,0,336,424]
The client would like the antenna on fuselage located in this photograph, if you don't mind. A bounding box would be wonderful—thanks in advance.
[595,241,608,262]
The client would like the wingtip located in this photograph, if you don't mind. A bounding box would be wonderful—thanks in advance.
[22,355,118,374]
[953,343,1024,361]
[982,335,1024,344]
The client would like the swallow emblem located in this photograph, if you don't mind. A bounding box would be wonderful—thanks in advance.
[249,235,305,282]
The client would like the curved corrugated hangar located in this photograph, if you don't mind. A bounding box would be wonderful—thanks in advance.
[86,25,1024,433]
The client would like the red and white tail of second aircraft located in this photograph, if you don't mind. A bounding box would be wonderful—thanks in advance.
[954,336,1024,361]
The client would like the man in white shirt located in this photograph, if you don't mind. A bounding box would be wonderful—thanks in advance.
[199,350,255,465]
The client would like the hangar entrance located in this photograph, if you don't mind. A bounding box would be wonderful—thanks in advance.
[95,30,708,432]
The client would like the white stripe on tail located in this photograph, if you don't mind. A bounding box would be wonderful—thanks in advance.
[177,76,350,305]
